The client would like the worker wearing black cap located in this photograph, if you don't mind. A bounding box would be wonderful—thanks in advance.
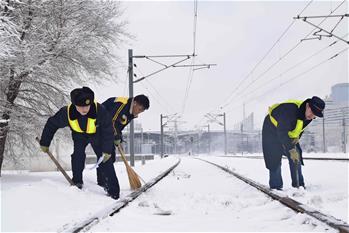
[39,87,120,199]
[262,96,325,190]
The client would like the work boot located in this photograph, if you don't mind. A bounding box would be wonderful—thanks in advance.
[108,193,119,200]
[74,183,83,189]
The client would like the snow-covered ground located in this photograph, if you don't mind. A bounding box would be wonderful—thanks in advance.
[1,153,348,232]
[1,157,176,232]
[202,153,349,222]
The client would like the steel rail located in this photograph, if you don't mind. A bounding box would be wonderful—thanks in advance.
[60,159,181,233]
[196,158,349,233]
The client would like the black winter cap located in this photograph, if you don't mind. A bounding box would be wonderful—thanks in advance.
[309,96,325,117]
[70,86,94,106]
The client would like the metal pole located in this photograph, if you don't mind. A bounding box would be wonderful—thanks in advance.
[141,127,143,154]
[128,49,135,166]
[343,112,346,153]
[322,114,326,152]
[223,112,227,155]
[241,123,244,155]
[208,124,211,154]
[242,103,245,154]
[174,119,177,154]
[197,132,200,154]
[160,114,164,158]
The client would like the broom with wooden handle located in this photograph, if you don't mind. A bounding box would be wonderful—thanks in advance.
[35,137,74,185]
[116,144,142,190]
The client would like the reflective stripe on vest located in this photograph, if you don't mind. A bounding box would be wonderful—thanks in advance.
[114,97,128,104]
[111,97,128,135]
[67,103,97,134]
[268,100,304,139]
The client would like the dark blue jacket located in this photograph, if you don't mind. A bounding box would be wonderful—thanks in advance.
[262,100,312,170]
[40,103,114,154]
[102,97,136,141]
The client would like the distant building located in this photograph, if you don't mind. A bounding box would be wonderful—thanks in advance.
[306,83,349,152]
[331,83,349,103]
[234,112,254,131]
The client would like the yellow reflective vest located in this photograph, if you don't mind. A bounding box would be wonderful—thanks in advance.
[268,100,304,139]
[67,103,97,134]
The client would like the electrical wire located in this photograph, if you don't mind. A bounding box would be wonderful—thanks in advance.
[181,0,199,115]
[181,58,195,115]
[225,47,348,114]
[217,0,314,111]
[236,34,348,101]
[219,0,346,112]
[134,65,175,114]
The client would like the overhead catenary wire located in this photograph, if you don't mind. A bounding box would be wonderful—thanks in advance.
[134,65,175,115]
[218,0,346,112]
[181,58,195,116]
[234,33,348,101]
[225,47,348,114]
[181,0,199,116]
[216,0,314,111]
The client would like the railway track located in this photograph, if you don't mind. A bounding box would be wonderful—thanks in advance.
[60,159,181,233]
[196,157,349,233]
[219,155,349,161]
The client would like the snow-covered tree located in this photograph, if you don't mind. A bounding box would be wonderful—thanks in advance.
[0,0,20,58]
[0,0,130,174]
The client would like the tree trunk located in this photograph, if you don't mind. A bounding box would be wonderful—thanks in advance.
[0,69,27,174]
[0,1,33,174]
[0,123,9,177]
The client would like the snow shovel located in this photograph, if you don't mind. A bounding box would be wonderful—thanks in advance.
[35,137,74,185]
[116,144,142,190]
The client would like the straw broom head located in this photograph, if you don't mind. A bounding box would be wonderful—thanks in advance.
[117,145,142,190]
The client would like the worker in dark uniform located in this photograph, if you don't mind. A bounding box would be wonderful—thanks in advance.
[39,86,120,199]
[262,96,325,190]
[97,94,150,186]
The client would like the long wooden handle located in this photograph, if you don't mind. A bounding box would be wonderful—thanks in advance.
[36,137,74,185]
[117,144,130,165]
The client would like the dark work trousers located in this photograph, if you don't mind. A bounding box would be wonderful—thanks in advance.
[262,116,304,189]
[268,155,304,189]
[93,144,119,198]
[96,145,116,186]
[71,136,120,197]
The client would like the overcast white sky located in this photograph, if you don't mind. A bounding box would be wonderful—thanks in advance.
[94,0,348,132]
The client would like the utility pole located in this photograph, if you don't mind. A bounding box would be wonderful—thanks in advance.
[240,123,244,155]
[128,49,135,166]
[174,119,178,154]
[128,49,216,165]
[160,114,164,158]
[197,132,200,154]
[342,110,347,153]
[141,127,144,154]
[242,103,245,154]
[223,112,227,155]
[322,114,326,153]
[207,124,211,154]
[205,112,227,155]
